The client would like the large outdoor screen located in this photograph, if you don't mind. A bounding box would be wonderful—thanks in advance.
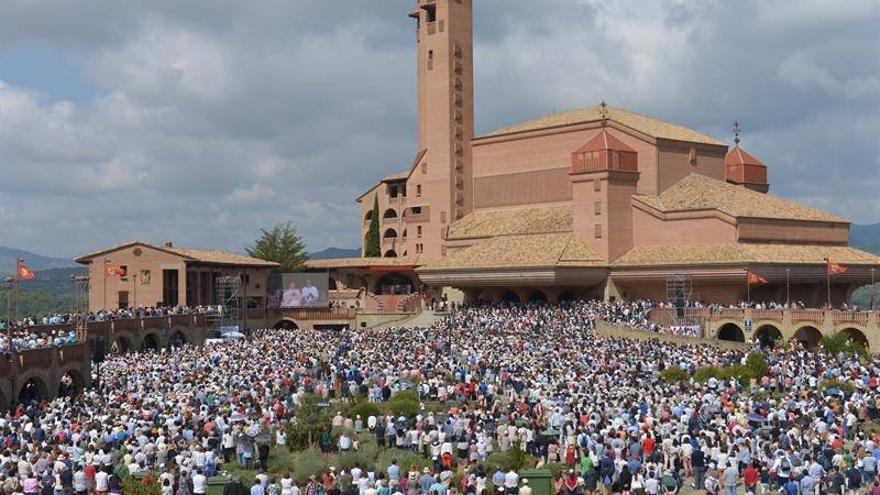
[267,272,330,308]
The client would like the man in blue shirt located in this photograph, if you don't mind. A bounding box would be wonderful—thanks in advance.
[251,478,265,495]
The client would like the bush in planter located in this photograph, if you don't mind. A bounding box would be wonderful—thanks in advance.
[659,366,688,383]
[292,448,329,484]
[388,399,420,419]
[122,475,162,495]
[345,400,382,420]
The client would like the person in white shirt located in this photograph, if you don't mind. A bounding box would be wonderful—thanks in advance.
[95,470,110,495]
[193,469,208,495]
[504,469,519,495]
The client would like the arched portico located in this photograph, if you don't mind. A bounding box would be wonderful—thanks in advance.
[58,369,86,399]
[500,289,521,304]
[527,289,548,303]
[838,327,869,348]
[18,375,49,404]
[754,324,783,348]
[792,325,823,349]
[717,323,745,342]
[382,208,398,220]
[141,332,162,351]
[274,319,299,330]
[110,334,134,354]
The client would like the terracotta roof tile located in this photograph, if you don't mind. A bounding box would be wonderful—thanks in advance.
[305,256,431,269]
[483,105,724,146]
[633,174,846,223]
[421,233,603,271]
[614,244,880,267]
[446,205,572,240]
[164,248,280,267]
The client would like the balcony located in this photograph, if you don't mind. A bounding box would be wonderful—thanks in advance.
[571,149,638,174]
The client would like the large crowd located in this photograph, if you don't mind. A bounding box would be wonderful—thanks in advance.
[0,300,877,495]
[0,305,219,331]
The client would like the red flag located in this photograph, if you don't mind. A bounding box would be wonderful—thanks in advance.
[104,261,127,278]
[746,270,768,285]
[826,260,848,276]
[15,258,35,281]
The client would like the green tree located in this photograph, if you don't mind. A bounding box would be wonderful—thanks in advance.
[364,196,381,258]
[286,393,332,450]
[246,222,309,271]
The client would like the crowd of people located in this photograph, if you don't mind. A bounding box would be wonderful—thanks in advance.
[0,305,219,331]
[0,300,877,495]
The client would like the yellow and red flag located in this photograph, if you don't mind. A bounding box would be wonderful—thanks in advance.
[746,270,768,285]
[15,258,35,281]
[104,261,127,278]
[826,260,848,276]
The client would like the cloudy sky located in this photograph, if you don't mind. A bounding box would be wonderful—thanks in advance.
[1,0,878,258]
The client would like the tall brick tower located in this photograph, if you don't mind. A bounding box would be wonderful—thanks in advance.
[406,0,473,258]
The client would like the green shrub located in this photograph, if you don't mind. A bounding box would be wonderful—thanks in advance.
[292,448,328,484]
[392,390,420,402]
[268,448,297,474]
[122,475,161,495]
[543,463,568,479]
[345,400,382,419]
[388,399,420,419]
[822,333,870,359]
[745,352,769,378]
[659,366,688,383]
[484,451,509,471]
[693,366,718,383]
[375,449,431,474]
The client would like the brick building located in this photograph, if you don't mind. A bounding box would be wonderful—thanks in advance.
[321,0,880,306]
[76,241,279,312]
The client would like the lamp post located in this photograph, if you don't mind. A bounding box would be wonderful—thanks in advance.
[785,268,791,307]
[872,267,877,311]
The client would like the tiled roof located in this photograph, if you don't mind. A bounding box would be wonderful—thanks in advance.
[633,174,846,223]
[725,146,765,166]
[75,241,279,267]
[381,170,409,182]
[446,204,572,240]
[614,244,880,267]
[483,105,724,146]
[165,248,280,267]
[305,256,431,269]
[420,233,603,271]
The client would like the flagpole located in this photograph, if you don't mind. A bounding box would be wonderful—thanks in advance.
[103,259,108,311]
[824,257,831,309]
[744,266,750,304]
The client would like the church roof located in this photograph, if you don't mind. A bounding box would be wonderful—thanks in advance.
[633,174,846,223]
[483,105,724,146]
[614,243,880,267]
[420,233,603,271]
[446,204,572,240]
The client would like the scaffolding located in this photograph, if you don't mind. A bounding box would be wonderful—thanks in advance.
[214,275,243,333]
[665,275,693,316]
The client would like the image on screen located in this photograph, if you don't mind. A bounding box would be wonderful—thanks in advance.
[267,272,330,308]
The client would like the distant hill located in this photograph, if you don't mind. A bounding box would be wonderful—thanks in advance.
[852,223,880,254]
[0,246,77,276]
[309,247,360,259]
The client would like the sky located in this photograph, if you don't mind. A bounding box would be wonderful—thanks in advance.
[0,0,878,259]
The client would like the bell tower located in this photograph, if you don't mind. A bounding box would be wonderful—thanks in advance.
[407,0,473,258]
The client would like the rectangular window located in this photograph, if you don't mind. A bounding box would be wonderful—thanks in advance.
[594,224,603,239]
[423,4,437,22]
[594,180,601,192]
[427,50,434,70]
[140,269,152,285]
[411,206,422,215]
[594,201,602,216]
[417,226,423,237]
[417,185,422,197]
